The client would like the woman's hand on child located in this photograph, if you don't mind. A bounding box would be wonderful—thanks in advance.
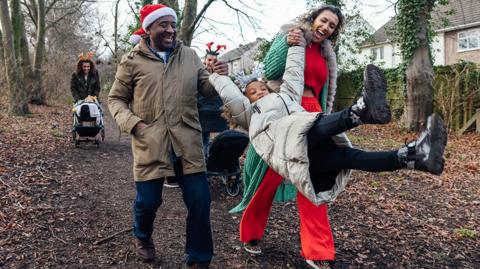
[287,28,306,47]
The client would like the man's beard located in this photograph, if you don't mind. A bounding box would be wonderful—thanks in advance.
[152,32,176,51]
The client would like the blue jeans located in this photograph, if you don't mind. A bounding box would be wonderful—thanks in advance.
[133,172,213,264]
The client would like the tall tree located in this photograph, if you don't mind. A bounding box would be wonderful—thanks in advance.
[113,0,121,65]
[178,0,214,46]
[0,30,5,91]
[10,0,34,98]
[22,0,92,104]
[0,0,29,115]
[30,0,46,105]
[396,0,443,131]
[0,30,4,68]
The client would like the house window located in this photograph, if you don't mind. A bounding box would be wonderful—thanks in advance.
[458,29,480,51]
[371,47,384,61]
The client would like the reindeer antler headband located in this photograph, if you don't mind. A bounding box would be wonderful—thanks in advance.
[206,42,226,56]
[234,64,264,93]
[78,51,95,61]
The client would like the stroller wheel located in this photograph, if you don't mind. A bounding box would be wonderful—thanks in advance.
[95,139,100,148]
[226,177,241,197]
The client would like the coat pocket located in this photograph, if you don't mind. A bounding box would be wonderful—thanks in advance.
[132,123,161,166]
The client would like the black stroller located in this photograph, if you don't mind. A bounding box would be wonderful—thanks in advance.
[71,100,105,148]
[206,129,249,196]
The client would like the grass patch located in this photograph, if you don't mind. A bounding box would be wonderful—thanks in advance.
[17,128,28,135]
[50,129,65,139]
[0,126,7,134]
[369,180,381,188]
[454,228,477,239]
[399,192,412,199]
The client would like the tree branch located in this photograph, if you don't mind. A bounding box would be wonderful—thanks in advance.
[189,0,215,32]
[126,0,139,22]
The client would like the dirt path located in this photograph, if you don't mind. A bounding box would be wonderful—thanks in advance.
[1,103,478,268]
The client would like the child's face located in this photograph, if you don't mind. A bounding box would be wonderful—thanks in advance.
[245,81,269,103]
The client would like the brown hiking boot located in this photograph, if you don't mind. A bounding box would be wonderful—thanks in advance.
[135,238,155,262]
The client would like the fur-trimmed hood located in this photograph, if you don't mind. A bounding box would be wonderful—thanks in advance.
[279,23,338,114]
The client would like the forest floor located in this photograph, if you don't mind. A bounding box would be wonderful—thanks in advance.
[0,101,478,269]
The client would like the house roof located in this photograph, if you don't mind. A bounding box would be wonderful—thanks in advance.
[433,0,480,31]
[365,0,480,46]
[219,39,263,62]
[367,17,396,45]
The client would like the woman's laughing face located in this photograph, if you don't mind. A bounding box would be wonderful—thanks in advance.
[311,10,339,43]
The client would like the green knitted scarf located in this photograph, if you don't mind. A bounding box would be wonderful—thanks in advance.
[229,144,297,213]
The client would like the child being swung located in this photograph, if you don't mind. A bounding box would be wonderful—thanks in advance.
[208,30,447,206]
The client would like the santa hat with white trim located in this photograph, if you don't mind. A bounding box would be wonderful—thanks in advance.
[129,4,177,45]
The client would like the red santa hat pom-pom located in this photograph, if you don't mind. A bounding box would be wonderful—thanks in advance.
[129,28,145,45]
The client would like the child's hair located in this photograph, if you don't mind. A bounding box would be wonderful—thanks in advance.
[234,64,264,93]
[221,79,274,129]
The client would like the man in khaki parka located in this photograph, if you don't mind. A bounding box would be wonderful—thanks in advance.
[108,4,228,268]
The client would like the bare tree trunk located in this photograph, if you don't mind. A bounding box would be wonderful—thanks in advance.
[113,0,120,65]
[0,0,29,115]
[10,0,34,97]
[177,0,197,46]
[10,0,21,58]
[0,30,4,65]
[20,23,34,93]
[0,30,5,92]
[405,3,434,131]
[30,0,46,105]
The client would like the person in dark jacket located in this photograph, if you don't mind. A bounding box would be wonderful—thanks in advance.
[198,42,229,158]
[71,52,101,102]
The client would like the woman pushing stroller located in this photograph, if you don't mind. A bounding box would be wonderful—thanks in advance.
[208,27,447,268]
[71,52,101,103]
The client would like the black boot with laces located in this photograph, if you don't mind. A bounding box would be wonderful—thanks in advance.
[350,64,391,125]
[397,114,448,175]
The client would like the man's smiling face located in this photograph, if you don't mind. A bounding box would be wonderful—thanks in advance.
[147,15,176,51]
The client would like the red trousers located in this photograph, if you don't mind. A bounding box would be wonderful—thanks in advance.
[239,167,335,260]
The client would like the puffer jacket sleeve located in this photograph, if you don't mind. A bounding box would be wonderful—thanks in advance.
[278,46,305,104]
[208,73,252,130]
[108,55,143,134]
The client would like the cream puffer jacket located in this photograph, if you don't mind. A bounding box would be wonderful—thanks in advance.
[209,45,352,205]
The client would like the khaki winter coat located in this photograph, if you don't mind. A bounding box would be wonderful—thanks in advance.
[108,38,216,181]
[209,45,352,205]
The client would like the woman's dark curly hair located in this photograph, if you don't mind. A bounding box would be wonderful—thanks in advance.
[76,59,97,76]
[300,5,345,44]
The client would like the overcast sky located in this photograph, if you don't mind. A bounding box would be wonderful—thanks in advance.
[97,0,397,56]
